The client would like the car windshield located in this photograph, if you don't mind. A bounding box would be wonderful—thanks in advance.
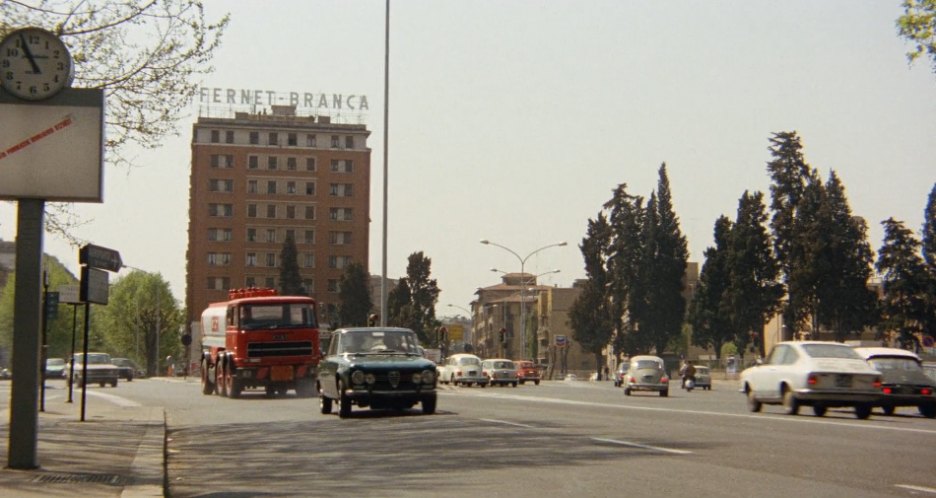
[491,361,514,369]
[240,303,317,330]
[801,344,862,359]
[77,353,111,364]
[696,366,710,373]
[46,358,64,367]
[459,357,481,366]
[517,361,533,369]
[339,330,419,354]
[868,357,923,372]
[633,360,661,369]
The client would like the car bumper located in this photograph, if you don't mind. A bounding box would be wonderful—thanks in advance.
[876,394,936,407]
[345,387,436,402]
[626,383,668,391]
[793,389,880,405]
[454,375,488,385]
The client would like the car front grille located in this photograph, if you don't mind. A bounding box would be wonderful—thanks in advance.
[247,341,313,358]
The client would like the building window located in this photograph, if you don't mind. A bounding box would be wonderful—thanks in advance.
[286,205,296,219]
[210,130,220,143]
[245,276,256,288]
[247,180,258,194]
[268,156,277,170]
[331,135,340,148]
[208,228,232,241]
[266,253,276,267]
[287,157,297,171]
[209,179,234,192]
[305,182,315,195]
[330,231,352,245]
[329,207,352,221]
[266,204,276,218]
[327,279,339,292]
[249,132,259,145]
[267,181,277,194]
[209,204,233,217]
[330,159,352,173]
[288,133,297,146]
[329,183,353,197]
[207,277,230,291]
[248,155,258,169]
[304,230,315,244]
[247,204,257,218]
[303,254,315,268]
[345,136,354,149]
[207,253,231,266]
[304,206,315,220]
[225,130,234,144]
[328,255,351,269]
[305,157,316,172]
[246,253,257,267]
[266,228,276,242]
[265,277,275,288]
[247,228,257,242]
[306,134,317,147]
[269,132,278,146]
[287,181,296,194]
[285,229,295,241]
[303,279,314,292]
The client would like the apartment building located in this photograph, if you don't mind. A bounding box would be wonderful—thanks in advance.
[186,105,371,326]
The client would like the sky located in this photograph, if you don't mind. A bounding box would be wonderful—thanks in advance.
[1,1,935,320]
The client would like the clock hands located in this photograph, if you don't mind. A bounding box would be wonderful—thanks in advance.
[18,33,42,75]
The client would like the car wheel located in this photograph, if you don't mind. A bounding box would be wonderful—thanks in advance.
[534,380,540,386]
[812,405,827,417]
[624,388,631,396]
[512,382,518,387]
[201,358,215,395]
[320,393,333,414]
[450,375,455,386]
[422,396,436,415]
[111,379,118,388]
[919,404,936,418]
[854,404,872,420]
[882,405,895,416]
[338,381,352,418]
[782,387,799,415]
[746,388,762,413]
[660,389,668,397]
[520,380,525,385]
[99,381,106,388]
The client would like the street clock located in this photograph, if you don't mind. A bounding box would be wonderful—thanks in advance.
[0,27,73,101]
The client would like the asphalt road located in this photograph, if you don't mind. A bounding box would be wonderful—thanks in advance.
[71,377,936,497]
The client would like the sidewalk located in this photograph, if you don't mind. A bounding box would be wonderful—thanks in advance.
[0,382,165,497]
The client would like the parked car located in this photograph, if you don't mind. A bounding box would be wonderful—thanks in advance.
[482,359,518,387]
[694,365,712,390]
[741,341,882,419]
[69,352,120,388]
[44,357,67,379]
[853,347,936,418]
[613,363,628,387]
[317,327,437,418]
[622,355,669,397]
[438,353,488,387]
[111,358,140,382]
[514,359,540,385]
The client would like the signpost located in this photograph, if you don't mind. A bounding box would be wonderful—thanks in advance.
[76,244,121,421]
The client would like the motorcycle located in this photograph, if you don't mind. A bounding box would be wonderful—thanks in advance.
[682,378,695,391]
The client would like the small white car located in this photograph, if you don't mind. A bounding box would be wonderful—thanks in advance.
[481,359,518,387]
[740,341,882,419]
[439,353,488,387]
[693,365,712,390]
[622,355,669,397]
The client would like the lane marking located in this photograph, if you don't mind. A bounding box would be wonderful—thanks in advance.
[480,418,537,429]
[85,390,142,407]
[591,437,692,455]
[895,484,936,494]
[440,390,936,435]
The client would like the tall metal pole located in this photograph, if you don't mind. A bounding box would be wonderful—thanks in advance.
[380,0,390,326]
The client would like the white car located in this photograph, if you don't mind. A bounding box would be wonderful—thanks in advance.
[481,359,518,387]
[438,353,488,387]
[740,341,882,419]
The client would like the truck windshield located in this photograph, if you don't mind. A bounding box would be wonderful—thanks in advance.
[240,303,317,330]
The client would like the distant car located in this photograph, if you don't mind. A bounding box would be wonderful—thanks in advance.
[613,363,628,387]
[69,352,120,388]
[741,341,882,419]
[563,373,578,382]
[44,357,67,379]
[622,355,669,397]
[482,359,518,387]
[513,360,540,385]
[111,358,139,382]
[317,327,437,418]
[854,347,936,418]
[694,365,712,390]
[439,353,488,387]
[0,368,10,380]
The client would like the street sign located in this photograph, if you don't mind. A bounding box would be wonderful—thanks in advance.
[80,267,109,305]
[58,284,81,304]
[79,244,122,272]
[555,335,567,347]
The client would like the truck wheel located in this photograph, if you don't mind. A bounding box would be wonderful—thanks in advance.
[338,381,352,418]
[534,380,540,386]
[201,359,215,395]
[229,377,243,398]
[111,379,118,388]
[320,393,332,414]
[218,363,229,397]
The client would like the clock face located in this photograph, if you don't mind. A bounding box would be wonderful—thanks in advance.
[0,27,73,101]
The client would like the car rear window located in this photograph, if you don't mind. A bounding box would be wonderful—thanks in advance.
[633,360,661,369]
[801,344,862,359]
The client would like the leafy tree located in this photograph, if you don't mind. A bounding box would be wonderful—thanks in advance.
[387,252,440,344]
[813,172,879,342]
[896,0,936,74]
[728,191,783,358]
[688,216,735,359]
[278,233,305,295]
[95,270,184,376]
[568,214,614,378]
[766,131,817,339]
[924,183,936,267]
[1,1,229,240]
[876,218,929,350]
[337,262,372,327]
[638,165,688,355]
[603,183,645,356]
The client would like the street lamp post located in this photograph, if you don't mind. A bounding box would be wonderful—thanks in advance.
[481,239,566,360]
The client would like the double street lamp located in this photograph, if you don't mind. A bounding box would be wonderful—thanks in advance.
[481,239,567,360]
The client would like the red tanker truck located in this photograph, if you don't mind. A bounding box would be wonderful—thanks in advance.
[199,288,321,398]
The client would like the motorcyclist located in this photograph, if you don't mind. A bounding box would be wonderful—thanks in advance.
[680,360,697,390]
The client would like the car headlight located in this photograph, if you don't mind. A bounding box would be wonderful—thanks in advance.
[412,372,422,384]
[351,370,365,385]
[365,373,376,385]
[421,369,435,385]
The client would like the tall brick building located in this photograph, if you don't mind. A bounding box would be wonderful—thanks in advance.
[186,105,371,327]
